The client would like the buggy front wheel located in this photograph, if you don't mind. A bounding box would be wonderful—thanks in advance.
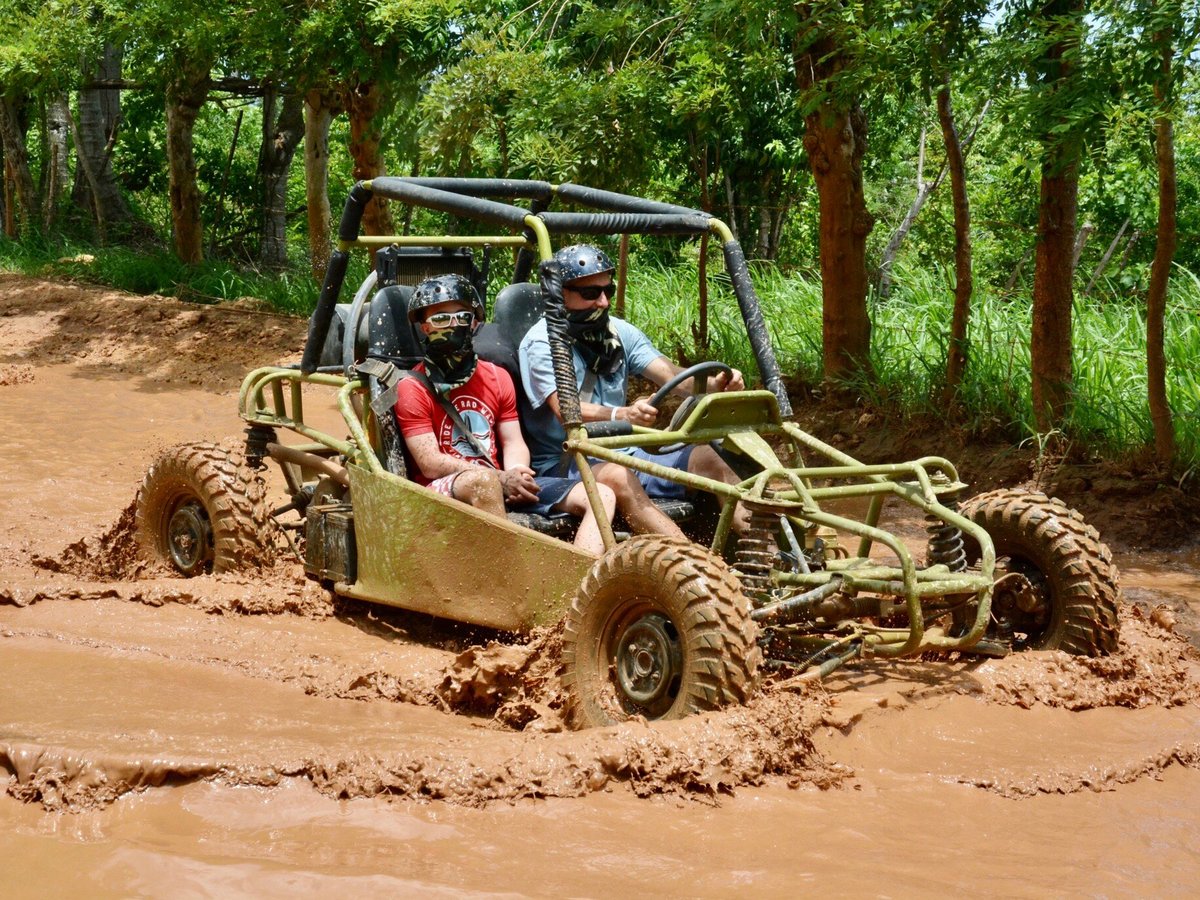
[136,441,276,576]
[561,536,761,729]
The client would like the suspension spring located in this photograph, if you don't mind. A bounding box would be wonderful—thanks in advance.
[925,487,966,572]
[733,510,780,601]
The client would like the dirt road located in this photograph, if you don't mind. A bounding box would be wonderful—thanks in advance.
[3,275,1200,895]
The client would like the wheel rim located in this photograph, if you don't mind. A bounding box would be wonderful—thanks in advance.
[609,609,683,718]
[993,562,1052,649]
[167,500,213,575]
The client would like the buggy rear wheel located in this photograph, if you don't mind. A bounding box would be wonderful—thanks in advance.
[136,442,276,576]
[562,535,761,729]
[960,488,1120,655]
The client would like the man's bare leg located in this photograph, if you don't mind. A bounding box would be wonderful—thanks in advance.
[556,481,617,555]
[687,445,750,533]
[451,468,507,518]
[594,462,687,539]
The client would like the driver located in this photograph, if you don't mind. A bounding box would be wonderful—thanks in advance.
[518,244,748,525]
[395,274,617,554]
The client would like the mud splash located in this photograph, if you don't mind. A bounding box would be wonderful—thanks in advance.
[30,499,144,580]
[7,275,1200,891]
[970,608,1200,711]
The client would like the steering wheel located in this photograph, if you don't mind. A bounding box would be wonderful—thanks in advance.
[643,361,734,454]
[646,361,734,410]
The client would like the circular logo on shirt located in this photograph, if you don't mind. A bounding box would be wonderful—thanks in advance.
[438,396,496,462]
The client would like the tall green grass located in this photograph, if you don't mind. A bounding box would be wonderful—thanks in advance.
[626,257,1200,475]
[5,234,1198,474]
[0,236,321,315]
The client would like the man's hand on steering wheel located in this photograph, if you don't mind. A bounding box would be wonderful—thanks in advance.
[711,368,745,392]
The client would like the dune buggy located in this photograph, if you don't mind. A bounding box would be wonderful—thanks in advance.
[136,177,1120,729]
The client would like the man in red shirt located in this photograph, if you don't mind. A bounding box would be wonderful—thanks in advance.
[395,275,615,554]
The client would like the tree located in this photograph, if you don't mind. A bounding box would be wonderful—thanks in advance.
[791,2,876,382]
[1000,0,1097,432]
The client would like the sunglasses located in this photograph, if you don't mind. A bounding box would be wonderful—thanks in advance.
[425,310,476,328]
[567,282,616,301]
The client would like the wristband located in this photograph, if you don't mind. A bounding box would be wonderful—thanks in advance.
[610,407,618,421]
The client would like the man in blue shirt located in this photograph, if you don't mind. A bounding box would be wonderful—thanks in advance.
[518,244,749,535]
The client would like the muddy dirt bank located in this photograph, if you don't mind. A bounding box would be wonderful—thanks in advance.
[4,276,1200,894]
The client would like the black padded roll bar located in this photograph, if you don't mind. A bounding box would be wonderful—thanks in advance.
[540,260,583,429]
[722,241,792,416]
[367,177,531,228]
[555,183,706,217]
[405,178,555,203]
[302,185,372,373]
[537,212,712,235]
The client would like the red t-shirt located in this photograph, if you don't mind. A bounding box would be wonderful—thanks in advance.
[395,361,519,486]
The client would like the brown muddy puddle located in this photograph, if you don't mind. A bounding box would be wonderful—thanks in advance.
[4,284,1200,894]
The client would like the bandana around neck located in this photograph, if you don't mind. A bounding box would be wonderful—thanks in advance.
[566,308,625,376]
[423,324,477,391]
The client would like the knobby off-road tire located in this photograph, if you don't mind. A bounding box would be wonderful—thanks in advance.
[136,441,276,576]
[959,488,1120,655]
[562,535,761,730]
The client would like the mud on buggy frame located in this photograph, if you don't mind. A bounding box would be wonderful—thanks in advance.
[240,178,1020,677]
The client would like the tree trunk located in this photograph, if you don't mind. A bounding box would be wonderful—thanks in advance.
[1030,0,1084,433]
[304,89,338,283]
[795,29,874,382]
[43,94,71,230]
[1004,243,1033,293]
[258,89,304,271]
[1072,219,1094,266]
[938,81,973,400]
[878,122,929,298]
[164,60,212,264]
[1146,37,1177,465]
[1031,153,1079,431]
[65,102,107,242]
[0,96,38,234]
[343,81,394,237]
[1084,217,1130,295]
[73,40,130,229]
[879,99,991,298]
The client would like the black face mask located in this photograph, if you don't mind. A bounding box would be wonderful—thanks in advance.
[423,324,477,389]
[564,307,624,375]
[565,305,609,335]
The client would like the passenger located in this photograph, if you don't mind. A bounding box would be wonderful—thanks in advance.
[518,244,749,535]
[395,275,616,555]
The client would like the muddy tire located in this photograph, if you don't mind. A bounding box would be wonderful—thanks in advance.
[136,442,276,576]
[562,535,761,730]
[959,488,1120,655]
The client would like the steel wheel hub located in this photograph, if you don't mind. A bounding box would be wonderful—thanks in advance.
[615,613,682,707]
[168,500,212,574]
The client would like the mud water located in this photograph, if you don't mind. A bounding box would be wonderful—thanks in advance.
[3,277,1200,896]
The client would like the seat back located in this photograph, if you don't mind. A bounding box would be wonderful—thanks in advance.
[475,282,544,448]
[366,284,422,365]
[474,282,542,375]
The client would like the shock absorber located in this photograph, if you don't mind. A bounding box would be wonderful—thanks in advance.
[733,508,779,602]
[925,474,966,571]
[244,424,277,470]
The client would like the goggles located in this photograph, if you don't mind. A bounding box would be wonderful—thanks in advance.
[425,310,476,328]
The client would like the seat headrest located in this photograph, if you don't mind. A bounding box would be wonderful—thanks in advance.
[367,285,422,361]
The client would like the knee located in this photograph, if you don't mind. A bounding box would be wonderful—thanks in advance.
[453,468,503,506]
[596,483,617,515]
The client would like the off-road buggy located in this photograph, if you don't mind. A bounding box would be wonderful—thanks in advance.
[136,178,1120,729]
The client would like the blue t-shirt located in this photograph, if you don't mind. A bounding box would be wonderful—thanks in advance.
[518,317,662,475]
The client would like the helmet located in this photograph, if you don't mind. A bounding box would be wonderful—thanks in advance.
[553,244,615,285]
[407,274,485,324]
